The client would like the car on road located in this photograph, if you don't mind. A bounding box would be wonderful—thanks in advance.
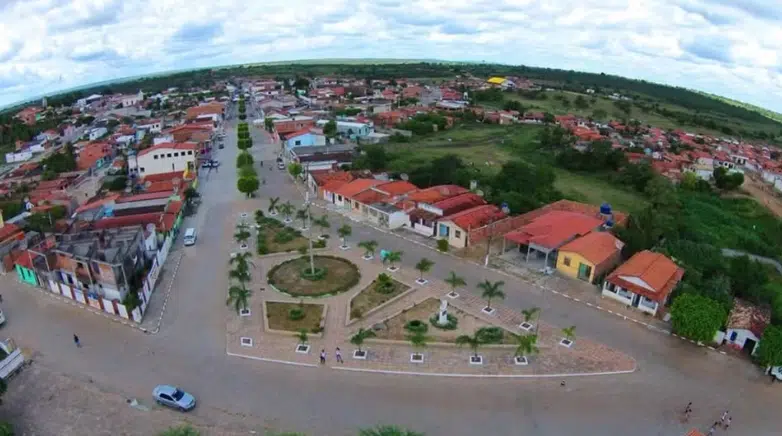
[201,160,220,168]
[277,161,285,170]
[218,143,224,149]
[153,385,196,411]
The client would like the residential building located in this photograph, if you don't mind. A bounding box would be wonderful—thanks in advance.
[602,250,684,317]
[346,180,419,229]
[137,118,162,134]
[486,77,515,89]
[77,142,112,171]
[15,107,43,125]
[88,127,108,141]
[436,204,506,249]
[407,191,483,237]
[330,179,384,209]
[723,299,770,355]
[290,144,354,172]
[284,128,326,150]
[128,142,198,176]
[121,91,144,108]
[315,120,373,139]
[185,102,224,121]
[274,117,315,137]
[555,231,624,283]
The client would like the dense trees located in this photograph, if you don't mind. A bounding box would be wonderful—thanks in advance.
[670,293,727,343]
[713,167,745,191]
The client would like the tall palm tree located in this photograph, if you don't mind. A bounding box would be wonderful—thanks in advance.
[444,271,466,296]
[350,327,376,354]
[455,331,484,359]
[562,325,577,342]
[521,307,540,324]
[226,285,252,314]
[358,426,424,436]
[268,197,280,215]
[338,224,352,248]
[279,201,295,222]
[477,279,505,310]
[513,333,539,360]
[234,226,251,245]
[383,250,403,270]
[229,252,253,269]
[295,208,308,228]
[358,240,378,259]
[229,267,251,284]
[296,328,309,345]
[414,258,434,282]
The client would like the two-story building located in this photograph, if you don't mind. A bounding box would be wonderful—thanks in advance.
[137,118,162,134]
[128,142,198,177]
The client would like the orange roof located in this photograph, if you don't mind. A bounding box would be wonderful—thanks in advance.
[166,200,183,215]
[13,250,35,269]
[375,180,418,196]
[0,223,23,243]
[137,142,197,157]
[406,185,468,203]
[75,193,120,214]
[311,170,354,186]
[606,250,684,303]
[142,171,193,183]
[352,189,388,205]
[160,213,177,231]
[432,192,486,215]
[77,143,111,170]
[441,204,505,230]
[684,430,705,436]
[91,212,163,230]
[559,231,624,266]
[116,191,173,203]
[145,180,177,193]
[504,211,604,249]
[333,179,383,198]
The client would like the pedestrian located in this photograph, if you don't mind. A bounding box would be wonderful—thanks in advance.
[683,402,692,422]
[721,410,729,425]
[73,334,81,348]
[335,347,343,363]
[707,422,718,436]
[724,416,731,430]
[0,294,4,303]
[319,349,326,365]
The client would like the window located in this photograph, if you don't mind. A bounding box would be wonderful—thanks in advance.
[187,150,193,155]
[563,257,571,266]
[455,230,461,238]
[295,140,301,146]
[730,331,738,341]
[167,153,172,158]
[153,155,159,160]
[140,167,145,173]
[174,152,179,157]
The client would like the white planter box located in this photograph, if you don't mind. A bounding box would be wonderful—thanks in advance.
[340,245,350,250]
[410,353,424,363]
[519,322,533,331]
[415,278,428,285]
[482,307,496,315]
[240,337,253,347]
[559,338,574,348]
[469,355,483,365]
[352,350,368,360]
[387,266,399,273]
[240,308,251,317]
[514,356,529,366]
[447,292,459,299]
[362,255,374,261]
[295,344,311,354]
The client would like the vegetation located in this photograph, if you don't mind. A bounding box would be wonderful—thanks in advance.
[414,258,434,282]
[266,301,324,333]
[477,280,505,310]
[561,326,577,343]
[358,426,424,436]
[338,224,352,247]
[513,333,540,359]
[444,271,466,295]
[350,328,377,354]
[358,240,378,259]
[267,255,360,297]
[670,293,727,343]
[756,325,782,368]
[455,331,485,359]
[158,425,199,436]
[383,250,403,270]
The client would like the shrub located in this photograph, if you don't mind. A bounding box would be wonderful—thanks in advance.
[311,325,324,334]
[436,239,449,252]
[288,308,305,321]
[429,313,458,330]
[313,239,327,249]
[375,273,396,294]
[351,307,363,319]
[297,246,308,255]
[404,319,428,334]
[300,267,327,281]
[274,228,296,244]
[476,326,504,344]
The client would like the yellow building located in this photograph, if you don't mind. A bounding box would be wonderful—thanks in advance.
[487,77,506,85]
[556,231,624,283]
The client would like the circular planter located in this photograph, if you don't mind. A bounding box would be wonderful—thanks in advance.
[404,319,428,334]
[429,313,458,330]
[300,267,327,281]
[267,255,360,297]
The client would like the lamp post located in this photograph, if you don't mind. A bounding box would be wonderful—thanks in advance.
[304,192,315,275]
[484,202,510,267]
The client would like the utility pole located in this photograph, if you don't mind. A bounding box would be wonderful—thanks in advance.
[305,192,315,274]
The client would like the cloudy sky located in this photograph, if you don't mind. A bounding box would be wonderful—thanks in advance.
[2,0,782,112]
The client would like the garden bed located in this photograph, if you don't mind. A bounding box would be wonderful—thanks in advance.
[373,298,515,344]
[350,274,410,320]
[265,301,324,333]
[256,217,309,254]
[267,255,360,297]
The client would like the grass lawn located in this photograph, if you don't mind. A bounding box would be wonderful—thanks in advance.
[373,298,515,344]
[257,218,309,254]
[265,301,324,332]
[554,170,648,214]
[267,255,360,297]
[350,275,410,320]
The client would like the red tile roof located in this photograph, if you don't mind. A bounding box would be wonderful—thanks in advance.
[727,299,771,338]
[166,200,183,215]
[352,189,388,205]
[0,223,23,243]
[75,193,121,214]
[431,192,486,215]
[333,179,384,198]
[405,185,468,204]
[91,212,162,230]
[559,231,624,266]
[606,250,684,303]
[116,191,173,203]
[13,250,34,269]
[141,171,193,183]
[311,170,354,186]
[137,142,197,157]
[375,180,418,196]
[504,211,604,249]
[287,128,314,139]
[441,204,505,230]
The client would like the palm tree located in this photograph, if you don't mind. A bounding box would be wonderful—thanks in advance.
[229,267,251,284]
[358,240,378,259]
[229,252,253,269]
[234,226,251,245]
[444,271,466,296]
[350,327,376,355]
[295,208,308,228]
[513,333,539,361]
[296,328,308,344]
[226,285,252,314]
[279,201,295,222]
[159,425,200,436]
[338,224,352,248]
[312,214,330,237]
[268,197,280,215]
[254,209,264,224]
[383,250,403,270]
[358,426,424,436]
[477,279,505,310]
[0,421,13,436]
[521,307,540,324]
[455,332,484,359]
[414,258,434,283]
[562,325,576,343]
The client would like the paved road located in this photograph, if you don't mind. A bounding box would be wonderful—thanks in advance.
[3,114,782,435]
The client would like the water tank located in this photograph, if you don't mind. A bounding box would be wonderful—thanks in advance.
[600,203,612,216]
[604,219,615,229]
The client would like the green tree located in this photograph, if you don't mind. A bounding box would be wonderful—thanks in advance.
[350,327,377,354]
[296,328,309,344]
[295,208,308,228]
[756,325,782,368]
[521,307,540,324]
[444,271,466,295]
[0,421,13,436]
[561,325,576,342]
[288,162,303,179]
[477,280,505,310]
[234,223,251,245]
[268,197,280,215]
[159,424,200,436]
[226,285,252,314]
[383,250,402,270]
[312,214,330,236]
[237,176,259,197]
[358,240,378,259]
[323,120,338,143]
[264,117,274,132]
[358,426,424,436]
[183,186,200,204]
[455,331,484,358]
[713,166,745,191]
[513,333,539,359]
[338,224,352,248]
[279,201,295,221]
[414,258,434,282]
[407,331,428,355]
[574,95,590,109]
[236,151,254,168]
[670,293,727,343]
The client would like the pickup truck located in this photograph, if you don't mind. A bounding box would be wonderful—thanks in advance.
[0,338,25,380]
[768,366,782,381]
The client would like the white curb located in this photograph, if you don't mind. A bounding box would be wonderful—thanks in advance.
[330,366,637,378]
[227,351,318,367]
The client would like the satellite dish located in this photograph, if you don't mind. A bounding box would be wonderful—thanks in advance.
[400,173,409,181]
[475,189,484,197]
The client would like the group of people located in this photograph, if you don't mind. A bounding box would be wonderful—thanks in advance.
[319,348,343,364]
[684,403,732,434]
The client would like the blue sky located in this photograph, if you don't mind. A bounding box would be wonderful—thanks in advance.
[1,0,782,112]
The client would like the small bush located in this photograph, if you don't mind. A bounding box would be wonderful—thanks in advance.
[311,325,324,334]
[288,308,305,321]
[300,267,327,281]
[313,239,327,249]
[351,307,363,319]
[436,239,449,252]
[404,319,428,334]
[298,246,308,255]
[375,273,396,294]
[274,228,296,244]
[476,326,504,344]
[429,313,459,330]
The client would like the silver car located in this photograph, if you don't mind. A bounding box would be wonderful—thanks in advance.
[153,384,196,411]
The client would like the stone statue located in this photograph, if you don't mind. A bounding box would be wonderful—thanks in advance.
[438,299,448,325]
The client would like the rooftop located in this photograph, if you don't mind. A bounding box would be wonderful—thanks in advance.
[727,299,771,338]
[49,226,143,265]
[558,231,624,265]
[405,185,469,204]
[503,211,604,250]
[137,142,198,157]
[606,250,684,303]
[440,204,505,230]
[333,178,384,198]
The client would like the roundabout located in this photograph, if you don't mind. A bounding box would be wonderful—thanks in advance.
[267,255,361,297]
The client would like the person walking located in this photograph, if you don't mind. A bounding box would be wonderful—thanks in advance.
[724,416,732,430]
[73,334,81,348]
[0,294,4,303]
[683,402,692,422]
[335,347,343,364]
[721,410,729,426]
[319,349,326,365]
[707,422,718,436]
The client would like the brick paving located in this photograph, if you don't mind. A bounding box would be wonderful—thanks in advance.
[223,211,636,376]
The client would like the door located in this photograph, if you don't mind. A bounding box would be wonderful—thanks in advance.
[577,263,592,281]
[631,293,641,308]
[159,393,175,407]
[743,338,757,355]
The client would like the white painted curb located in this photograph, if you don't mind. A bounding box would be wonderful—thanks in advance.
[330,366,637,378]
[227,351,318,367]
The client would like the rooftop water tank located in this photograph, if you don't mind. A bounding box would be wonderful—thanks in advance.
[600,203,612,216]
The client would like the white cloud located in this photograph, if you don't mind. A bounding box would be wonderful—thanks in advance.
[1,0,782,113]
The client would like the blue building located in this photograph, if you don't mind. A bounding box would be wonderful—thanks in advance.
[284,129,326,150]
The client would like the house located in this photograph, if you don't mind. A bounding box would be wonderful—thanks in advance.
[347,181,419,229]
[602,250,684,317]
[88,127,108,141]
[723,299,771,355]
[436,204,506,249]
[15,107,43,125]
[284,128,326,150]
[502,211,606,268]
[128,142,198,177]
[407,190,483,237]
[486,77,515,89]
[273,117,315,137]
[77,142,112,171]
[121,91,144,108]
[186,102,224,121]
[137,118,162,134]
[556,231,624,283]
[315,120,373,139]
[331,179,385,208]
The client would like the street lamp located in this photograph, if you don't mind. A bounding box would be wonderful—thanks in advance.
[484,202,510,267]
[304,192,315,275]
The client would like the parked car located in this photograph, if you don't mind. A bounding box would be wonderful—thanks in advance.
[201,160,220,168]
[153,385,196,411]
[218,143,224,149]
[277,161,286,170]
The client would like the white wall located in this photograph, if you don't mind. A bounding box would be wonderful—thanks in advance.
[725,328,761,354]
[132,147,196,176]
